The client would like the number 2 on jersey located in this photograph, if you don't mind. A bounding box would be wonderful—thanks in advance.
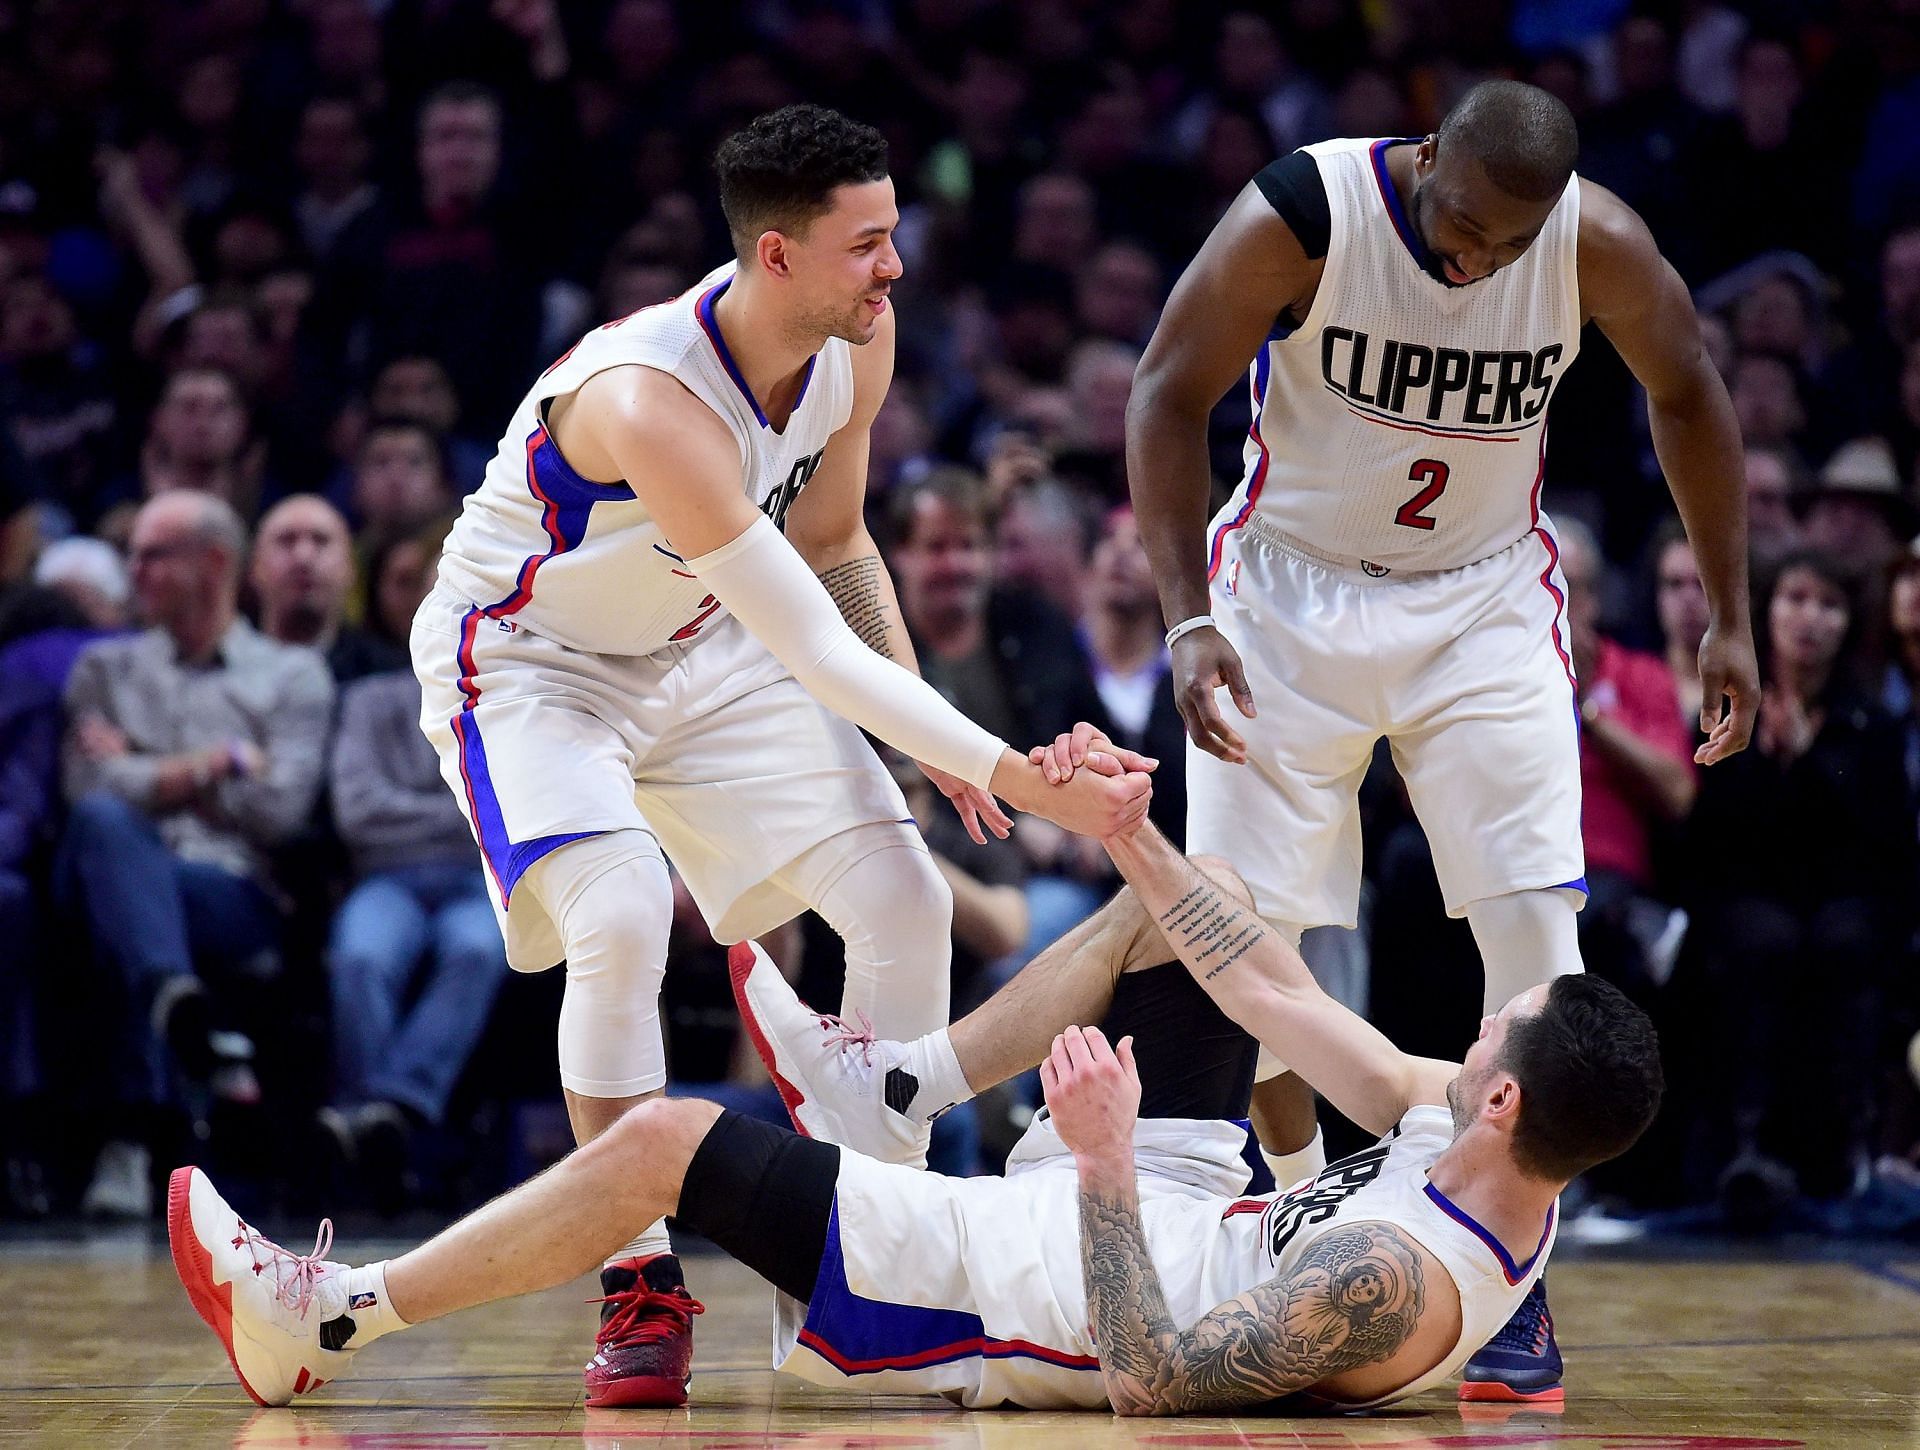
[1394,458,1449,531]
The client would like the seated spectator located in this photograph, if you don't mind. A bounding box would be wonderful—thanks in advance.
[1650,519,1712,729]
[1683,548,1916,1212]
[885,468,1107,958]
[0,640,58,1214]
[1800,437,1912,575]
[1075,506,1187,839]
[349,418,455,538]
[1730,352,1808,454]
[0,270,118,528]
[1055,339,1139,499]
[252,493,404,683]
[0,540,132,693]
[1743,444,1804,568]
[993,476,1096,622]
[367,356,491,496]
[1073,241,1162,348]
[132,367,264,515]
[365,517,449,659]
[318,667,511,1209]
[1559,520,1695,992]
[59,492,333,1218]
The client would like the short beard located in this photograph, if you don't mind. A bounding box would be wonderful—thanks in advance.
[1409,187,1481,290]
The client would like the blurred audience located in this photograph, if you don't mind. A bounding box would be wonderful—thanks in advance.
[59,493,331,1218]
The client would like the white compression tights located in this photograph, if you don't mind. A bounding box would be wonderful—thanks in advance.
[766,820,955,1039]
[519,829,676,1099]
[519,819,957,1102]
[1464,886,1586,1017]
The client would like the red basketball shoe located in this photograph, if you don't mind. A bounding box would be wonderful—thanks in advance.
[583,1254,704,1407]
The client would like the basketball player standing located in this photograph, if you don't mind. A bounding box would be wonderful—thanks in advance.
[411,105,1149,1406]
[1127,80,1755,1402]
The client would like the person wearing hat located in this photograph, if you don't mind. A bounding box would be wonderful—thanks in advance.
[1801,436,1916,571]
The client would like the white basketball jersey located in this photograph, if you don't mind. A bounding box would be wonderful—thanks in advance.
[438,262,856,655]
[781,1104,1554,1411]
[1207,138,1582,579]
[1178,1104,1557,1408]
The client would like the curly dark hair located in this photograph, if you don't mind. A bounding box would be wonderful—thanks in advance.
[1499,974,1664,1182]
[712,104,889,259]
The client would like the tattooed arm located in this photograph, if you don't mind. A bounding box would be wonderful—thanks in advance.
[1083,1179,1429,1413]
[1042,1024,1432,1414]
[1104,821,1456,1133]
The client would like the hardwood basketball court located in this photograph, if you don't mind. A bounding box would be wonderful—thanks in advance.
[2,1232,1915,1446]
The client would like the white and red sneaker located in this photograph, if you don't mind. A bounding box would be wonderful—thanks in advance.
[728,942,928,1167]
[167,1166,359,1406]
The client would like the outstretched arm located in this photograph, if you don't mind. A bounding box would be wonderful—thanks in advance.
[570,365,1150,842]
[1579,182,1756,766]
[1043,1025,1434,1414]
[1103,820,1452,1133]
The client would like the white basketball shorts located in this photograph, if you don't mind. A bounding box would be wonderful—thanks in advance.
[411,582,910,970]
[1186,515,1585,929]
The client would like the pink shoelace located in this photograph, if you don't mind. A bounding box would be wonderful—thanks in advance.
[231,1216,334,1316]
[819,1008,877,1067]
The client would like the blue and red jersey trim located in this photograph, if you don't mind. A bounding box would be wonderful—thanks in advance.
[1206,344,1274,581]
[1369,138,1432,270]
[446,424,632,902]
[695,277,816,429]
[1422,1181,1556,1286]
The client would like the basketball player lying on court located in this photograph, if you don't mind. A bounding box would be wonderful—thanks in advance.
[170,771,1662,1414]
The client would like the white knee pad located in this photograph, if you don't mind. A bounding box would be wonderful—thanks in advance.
[776,821,955,1041]
[519,829,674,1098]
[1252,918,1306,1083]
[1465,886,1585,1017]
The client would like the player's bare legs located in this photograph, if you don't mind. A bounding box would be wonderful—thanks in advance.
[385,1099,723,1324]
[946,882,1171,1093]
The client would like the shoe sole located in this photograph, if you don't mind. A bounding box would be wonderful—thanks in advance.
[727,945,812,1137]
[1458,1380,1566,1405]
[167,1166,270,1409]
[584,1373,692,1408]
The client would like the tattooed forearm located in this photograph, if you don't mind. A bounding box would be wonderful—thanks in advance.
[1156,880,1268,980]
[818,554,896,658]
[1077,1183,1427,1416]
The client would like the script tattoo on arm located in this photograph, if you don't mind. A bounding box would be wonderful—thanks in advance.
[1078,1185,1427,1416]
[1156,879,1268,981]
[818,554,896,659]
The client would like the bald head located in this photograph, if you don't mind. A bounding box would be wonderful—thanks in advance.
[128,491,249,639]
[1438,80,1578,203]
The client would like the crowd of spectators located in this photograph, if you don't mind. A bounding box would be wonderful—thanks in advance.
[1,0,1918,1229]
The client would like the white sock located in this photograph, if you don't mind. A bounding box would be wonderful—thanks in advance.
[605,1216,672,1270]
[892,1027,974,1124]
[336,1261,409,1348]
[1261,1127,1326,1194]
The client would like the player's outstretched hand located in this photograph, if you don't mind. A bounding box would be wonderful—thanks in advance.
[1028,721,1159,785]
[919,761,1014,845]
[1695,618,1760,765]
[1029,753,1152,841]
[1172,627,1254,764]
[1041,1025,1141,1163]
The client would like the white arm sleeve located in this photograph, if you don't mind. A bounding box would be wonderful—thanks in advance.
[686,515,1008,790]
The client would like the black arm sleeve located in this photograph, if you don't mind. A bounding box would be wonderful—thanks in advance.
[1253,151,1332,260]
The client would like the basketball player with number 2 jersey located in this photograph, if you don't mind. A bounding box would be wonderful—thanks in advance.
[1129,80,1757,1402]
[406,105,1149,1408]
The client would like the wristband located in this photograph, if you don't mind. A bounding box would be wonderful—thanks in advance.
[1164,615,1216,649]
